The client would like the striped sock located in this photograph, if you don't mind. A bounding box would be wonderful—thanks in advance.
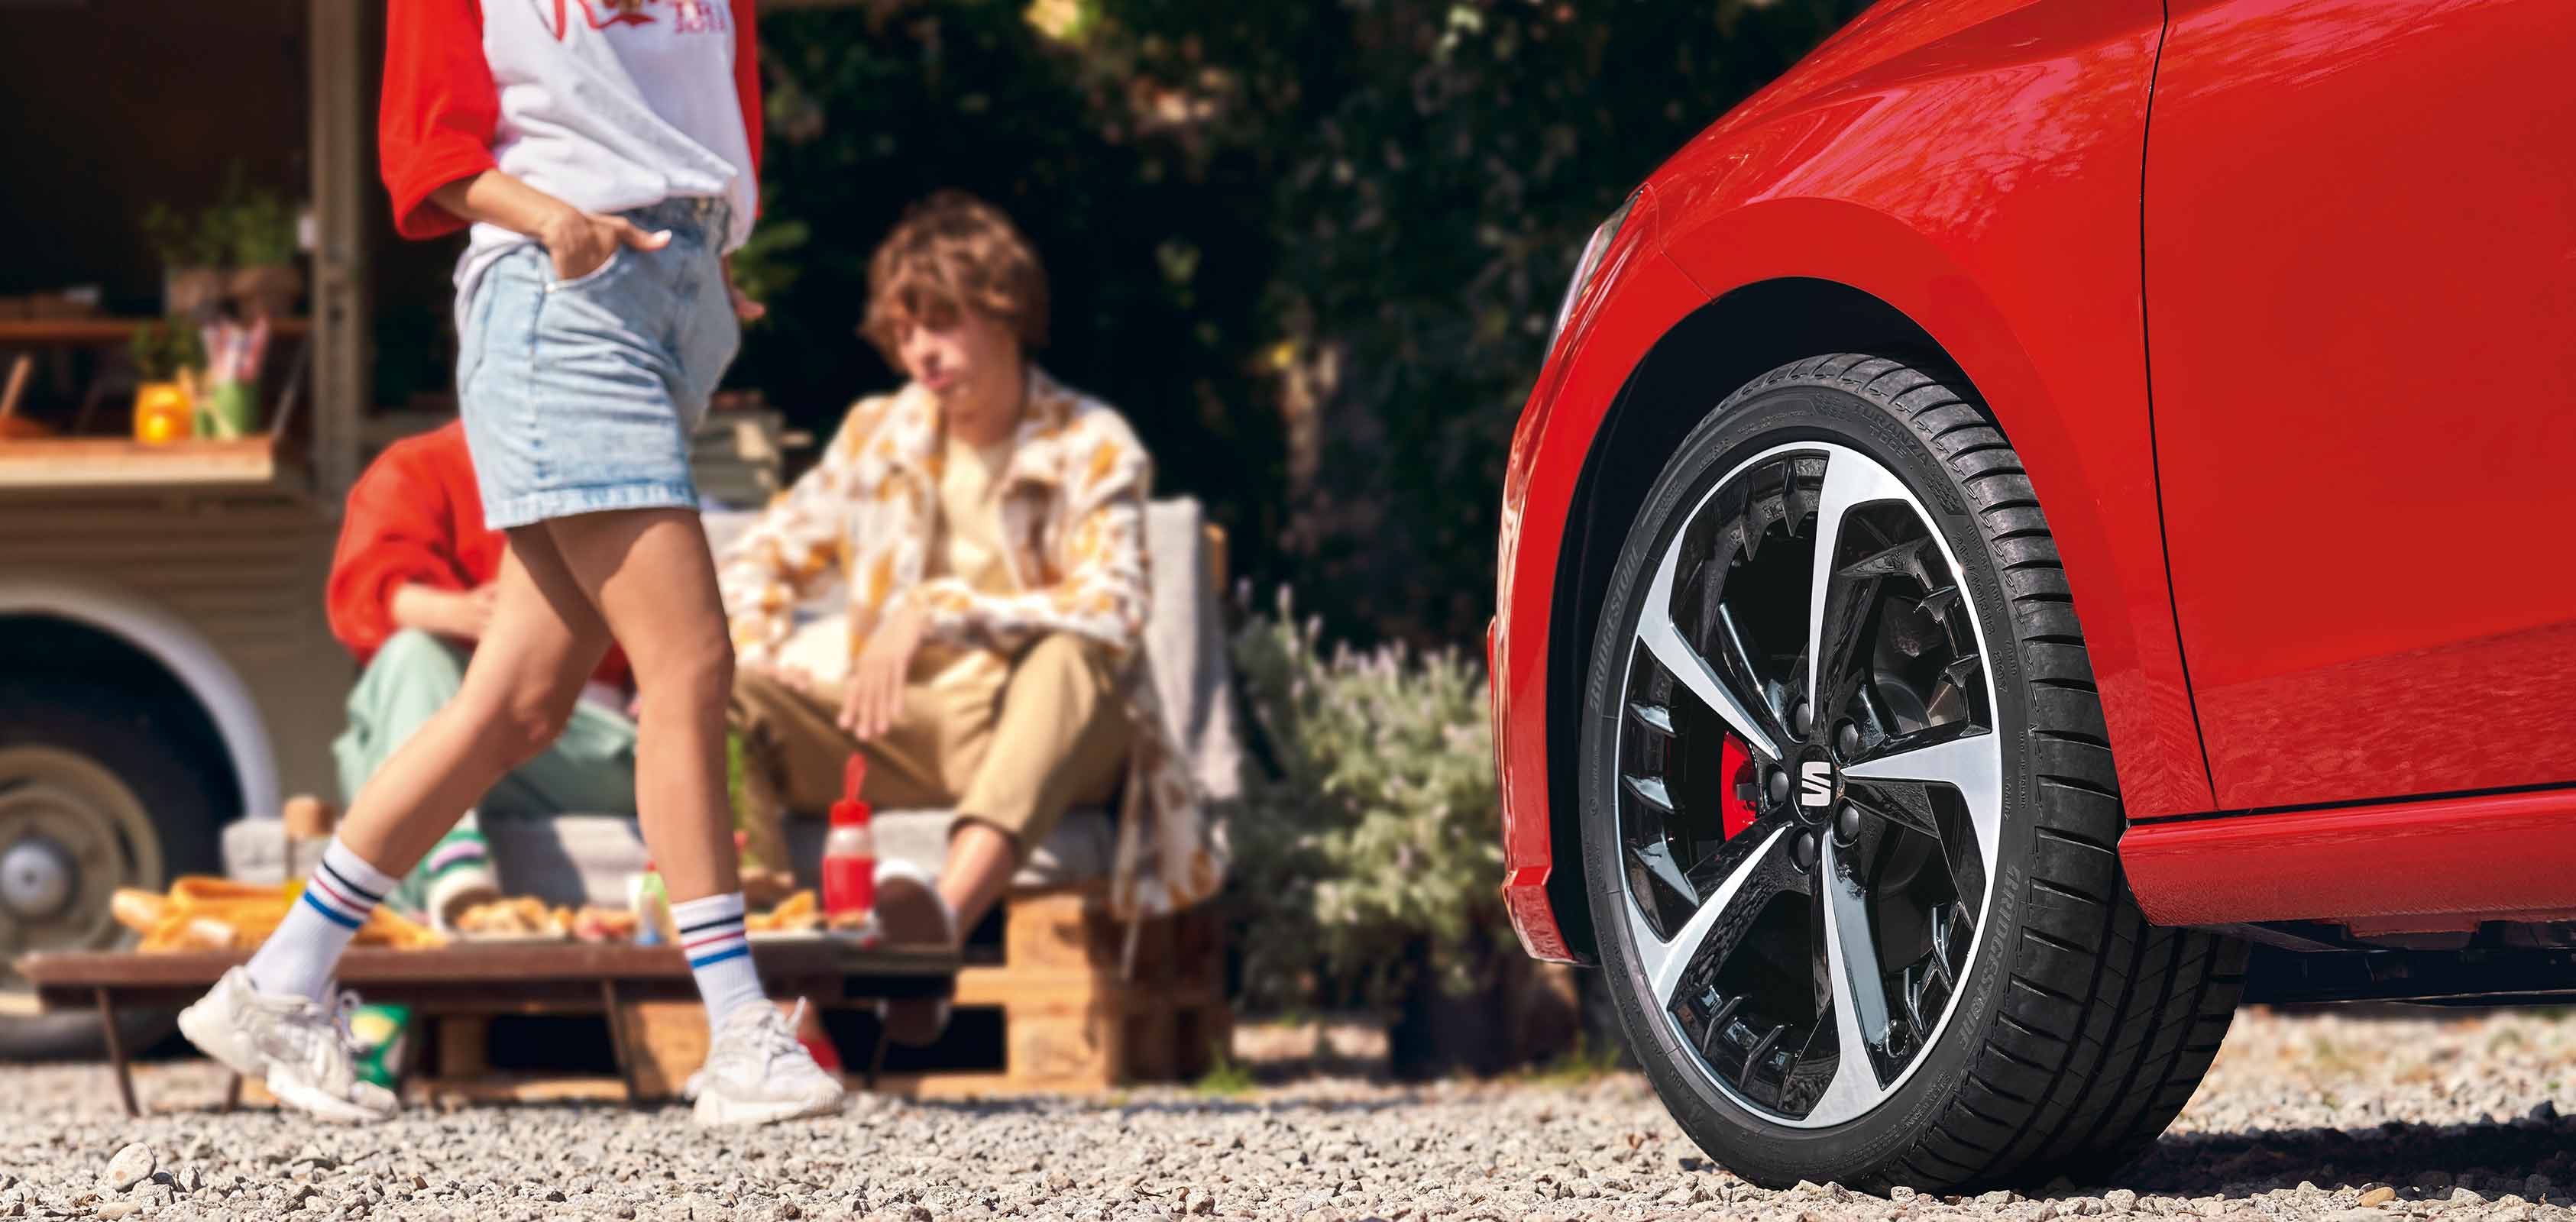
[671,892,764,1029]
[247,839,395,1003]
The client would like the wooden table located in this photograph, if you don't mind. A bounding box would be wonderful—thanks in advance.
[15,939,958,1116]
[0,318,312,345]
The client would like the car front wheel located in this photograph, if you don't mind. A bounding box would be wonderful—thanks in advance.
[1579,354,2246,1190]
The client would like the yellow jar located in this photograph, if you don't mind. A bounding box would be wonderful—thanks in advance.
[132,381,193,445]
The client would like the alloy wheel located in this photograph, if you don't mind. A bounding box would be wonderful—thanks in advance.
[1613,441,2002,1128]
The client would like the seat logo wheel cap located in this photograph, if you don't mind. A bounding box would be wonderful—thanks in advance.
[1798,758,1835,809]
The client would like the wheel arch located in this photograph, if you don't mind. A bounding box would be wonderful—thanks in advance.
[1542,277,1949,961]
[0,574,264,824]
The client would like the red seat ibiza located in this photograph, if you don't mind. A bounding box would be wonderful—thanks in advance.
[1490,0,2576,1191]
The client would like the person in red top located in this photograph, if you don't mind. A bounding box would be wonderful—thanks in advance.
[176,0,846,1127]
[325,422,639,930]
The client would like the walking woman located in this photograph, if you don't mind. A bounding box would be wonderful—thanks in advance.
[177,0,842,1127]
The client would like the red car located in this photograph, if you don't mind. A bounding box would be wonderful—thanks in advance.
[1493,0,2576,1191]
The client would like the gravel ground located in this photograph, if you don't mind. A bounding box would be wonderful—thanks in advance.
[3,1006,2573,1220]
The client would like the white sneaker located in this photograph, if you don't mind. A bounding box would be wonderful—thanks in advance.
[177,967,398,1124]
[686,1001,846,1127]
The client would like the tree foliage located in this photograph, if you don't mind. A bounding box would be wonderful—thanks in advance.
[746,0,1869,647]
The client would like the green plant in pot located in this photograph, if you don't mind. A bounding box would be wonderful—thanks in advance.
[141,202,226,318]
[215,177,303,319]
[1227,589,1571,1078]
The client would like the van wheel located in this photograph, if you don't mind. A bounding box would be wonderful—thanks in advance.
[0,682,225,1059]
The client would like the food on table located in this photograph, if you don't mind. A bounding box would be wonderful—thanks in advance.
[570,905,638,943]
[110,878,444,951]
[454,896,568,939]
[110,887,172,931]
[746,890,820,933]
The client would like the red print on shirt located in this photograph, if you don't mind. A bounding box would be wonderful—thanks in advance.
[553,0,728,38]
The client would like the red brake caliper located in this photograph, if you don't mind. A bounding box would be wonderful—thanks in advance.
[1720,732,1759,840]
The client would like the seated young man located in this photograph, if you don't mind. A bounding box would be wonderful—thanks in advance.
[717,192,1157,994]
[326,420,639,927]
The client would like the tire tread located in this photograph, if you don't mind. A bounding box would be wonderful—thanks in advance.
[1811,354,2250,1190]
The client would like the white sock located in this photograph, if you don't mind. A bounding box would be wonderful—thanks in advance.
[672,892,763,1030]
[248,839,396,1003]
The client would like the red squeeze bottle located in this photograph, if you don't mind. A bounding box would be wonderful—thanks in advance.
[820,754,876,920]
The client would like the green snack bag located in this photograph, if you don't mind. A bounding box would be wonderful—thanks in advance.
[343,1003,410,1089]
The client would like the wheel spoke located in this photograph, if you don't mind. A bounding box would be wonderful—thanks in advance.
[1629,818,1795,1010]
[1844,726,2004,878]
[1810,831,1898,1125]
[1641,532,1783,760]
[1804,451,1911,703]
[1714,604,1797,748]
[1843,782,1940,840]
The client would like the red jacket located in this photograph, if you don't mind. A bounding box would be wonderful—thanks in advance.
[326,422,630,686]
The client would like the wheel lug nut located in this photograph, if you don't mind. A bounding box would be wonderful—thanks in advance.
[1837,723,1860,758]
[1835,802,1862,843]
[1766,768,1791,805]
[1791,830,1818,872]
[1791,702,1813,736]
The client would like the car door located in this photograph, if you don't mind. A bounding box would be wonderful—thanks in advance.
[2144,0,2576,811]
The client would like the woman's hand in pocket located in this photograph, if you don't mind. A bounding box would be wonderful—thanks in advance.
[722,255,767,322]
[536,206,671,283]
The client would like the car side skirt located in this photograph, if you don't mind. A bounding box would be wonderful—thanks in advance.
[2122,786,2576,932]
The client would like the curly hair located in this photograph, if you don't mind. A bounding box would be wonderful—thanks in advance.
[860,190,1050,365]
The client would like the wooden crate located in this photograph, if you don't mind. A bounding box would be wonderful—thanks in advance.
[415,884,1229,1101]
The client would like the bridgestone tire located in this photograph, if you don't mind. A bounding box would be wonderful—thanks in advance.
[1580,354,2248,1190]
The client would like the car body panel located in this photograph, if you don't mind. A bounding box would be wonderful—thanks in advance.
[1493,0,2206,959]
[2144,0,2576,810]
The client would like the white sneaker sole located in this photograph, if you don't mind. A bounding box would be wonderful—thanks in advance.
[691,1083,846,1127]
[175,996,264,1080]
[265,1068,396,1125]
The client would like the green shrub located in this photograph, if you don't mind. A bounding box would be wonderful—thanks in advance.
[1228,587,1505,1011]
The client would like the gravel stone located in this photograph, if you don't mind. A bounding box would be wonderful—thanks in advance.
[103,1143,155,1191]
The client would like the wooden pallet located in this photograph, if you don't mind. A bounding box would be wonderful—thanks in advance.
[419,884,1228,1101]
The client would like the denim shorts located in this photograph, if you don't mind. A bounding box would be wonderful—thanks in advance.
[455,196,740,529]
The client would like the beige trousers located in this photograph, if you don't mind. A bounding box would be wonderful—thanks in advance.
[728,633,1131,884]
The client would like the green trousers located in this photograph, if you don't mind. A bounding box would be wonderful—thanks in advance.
[334,629,639,923]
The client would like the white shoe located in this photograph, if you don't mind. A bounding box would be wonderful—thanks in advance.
[177,967,398,1124]
[687,1001,846,1127]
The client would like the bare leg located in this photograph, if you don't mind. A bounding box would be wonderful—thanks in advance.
[940,822,1020,939]
[333,545,611,873]
[533,508,739,903]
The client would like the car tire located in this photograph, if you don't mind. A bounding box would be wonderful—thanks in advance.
[1578,353,2247,1190]
[0,681,226,1059]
